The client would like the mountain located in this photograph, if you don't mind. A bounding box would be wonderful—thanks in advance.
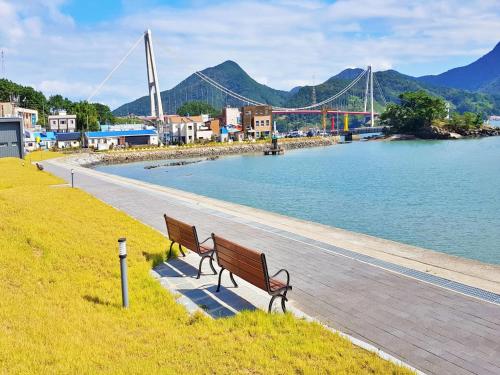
[113,60,290,116]
[418,42,500,91]
[114,46,500,117]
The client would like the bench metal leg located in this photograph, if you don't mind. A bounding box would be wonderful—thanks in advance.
[229,272,238,287]
[208,253,217,275]
[216,268,225,292]
[216,268,237,292]
[281,290,288,313]
[179,244,186,257]
[268,293,288,313]
[167,242,174,260]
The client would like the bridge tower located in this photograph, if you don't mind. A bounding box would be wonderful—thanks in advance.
[144,29,164,122]
[363,66,375,127]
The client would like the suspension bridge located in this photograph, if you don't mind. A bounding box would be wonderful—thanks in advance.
[89,30,388,132]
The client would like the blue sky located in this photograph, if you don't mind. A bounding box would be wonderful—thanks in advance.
[0,0,499,109]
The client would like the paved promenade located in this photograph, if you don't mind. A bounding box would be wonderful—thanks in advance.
[44,159,500,375]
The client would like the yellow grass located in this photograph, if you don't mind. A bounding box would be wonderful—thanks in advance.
[0,157,412,374]
[24,150,64,162]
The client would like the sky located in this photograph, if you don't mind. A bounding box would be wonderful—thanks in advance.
[0,0,499,110]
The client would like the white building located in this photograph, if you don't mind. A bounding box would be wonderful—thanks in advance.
[222,107,241,126]
[48,110,77,133]
[85,129,158,150]
[55,132,81,149]
[164,115,212,144]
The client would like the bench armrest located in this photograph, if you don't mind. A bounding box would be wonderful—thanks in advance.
[199,236,213,245]
[271,268,290,287]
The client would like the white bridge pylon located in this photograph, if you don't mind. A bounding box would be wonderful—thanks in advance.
[144,29,164,122]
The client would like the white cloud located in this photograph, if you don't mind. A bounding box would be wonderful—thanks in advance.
[0,0,499,110]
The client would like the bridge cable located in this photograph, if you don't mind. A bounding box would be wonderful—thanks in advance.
[87,34,144,103]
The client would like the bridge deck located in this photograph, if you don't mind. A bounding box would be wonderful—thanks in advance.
[43,159,500,375]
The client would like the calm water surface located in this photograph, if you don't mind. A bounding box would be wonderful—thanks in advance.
[96,137,500,265]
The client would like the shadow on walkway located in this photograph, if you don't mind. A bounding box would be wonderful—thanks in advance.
[154,257,257,319]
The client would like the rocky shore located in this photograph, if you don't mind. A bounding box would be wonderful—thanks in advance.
[400,126,500,140]
[71,137,336,167]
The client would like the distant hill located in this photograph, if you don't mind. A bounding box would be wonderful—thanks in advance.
[113,60,290,116]
[419,42,500,91]
[113,45,500,117]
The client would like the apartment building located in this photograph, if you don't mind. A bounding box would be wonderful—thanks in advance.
[241,105,272,139]
[0,102,38,129]
[48,110,77,133]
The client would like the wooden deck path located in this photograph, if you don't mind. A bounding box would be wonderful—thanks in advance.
[43,159,500,375]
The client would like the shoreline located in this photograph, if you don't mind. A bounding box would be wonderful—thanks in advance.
[70,137,336,167]
[50,156,500,294]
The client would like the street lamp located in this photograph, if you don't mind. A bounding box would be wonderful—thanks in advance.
[118,238,129,308]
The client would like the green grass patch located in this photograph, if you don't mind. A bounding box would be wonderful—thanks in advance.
[0,157,412,374]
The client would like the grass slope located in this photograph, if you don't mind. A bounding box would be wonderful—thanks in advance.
[0,158,412,374]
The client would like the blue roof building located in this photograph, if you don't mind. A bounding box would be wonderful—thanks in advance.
[85,129,158,149]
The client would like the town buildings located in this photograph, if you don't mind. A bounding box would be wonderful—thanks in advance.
[0,102,38,130]
[48,110,77,133]
[241,105,272,139]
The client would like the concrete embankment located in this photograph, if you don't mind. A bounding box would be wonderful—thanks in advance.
[69,138,336,167]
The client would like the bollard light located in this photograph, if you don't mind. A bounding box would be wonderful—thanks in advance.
[71,169,74,188]
[118,238,129,308]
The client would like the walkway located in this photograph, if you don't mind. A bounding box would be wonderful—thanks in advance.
[43,159,500,375]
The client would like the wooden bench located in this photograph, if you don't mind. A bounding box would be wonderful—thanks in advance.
[163,215,217,279]
[212,234,292,313]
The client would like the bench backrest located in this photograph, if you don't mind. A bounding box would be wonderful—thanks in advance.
[212,234,269,292]
[164,215,200,253]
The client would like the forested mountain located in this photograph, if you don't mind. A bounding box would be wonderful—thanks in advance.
[113,60,291,116]
[418,42,500,92]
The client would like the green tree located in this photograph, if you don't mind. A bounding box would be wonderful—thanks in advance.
[446,112,483,132]
[72,101,99,131]
[380,90,447,133]
[176,101,219,118]
[92,103,115,124]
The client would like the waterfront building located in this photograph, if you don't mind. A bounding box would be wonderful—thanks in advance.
[222,107,241,126]
[55,132,81,149]
[0,118,24,158]
[32,131,57,149]
[206,118,220,136]
[0,102,38,130]
[241,105,272,139]
[48,110,77,133]
[164,114,211,144]
[85,130,158,150]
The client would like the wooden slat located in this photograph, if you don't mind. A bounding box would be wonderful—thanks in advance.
[164,215,200,253]
[213,234,268,292]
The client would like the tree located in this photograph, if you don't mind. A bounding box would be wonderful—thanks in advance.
[48,94,73,112]
[92,103,114,124]
[380,90,447,133]
[72,101,99,131]
[176,101,219,118]
[446,112,483,132]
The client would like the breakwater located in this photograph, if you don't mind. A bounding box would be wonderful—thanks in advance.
[72,138,336,167]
